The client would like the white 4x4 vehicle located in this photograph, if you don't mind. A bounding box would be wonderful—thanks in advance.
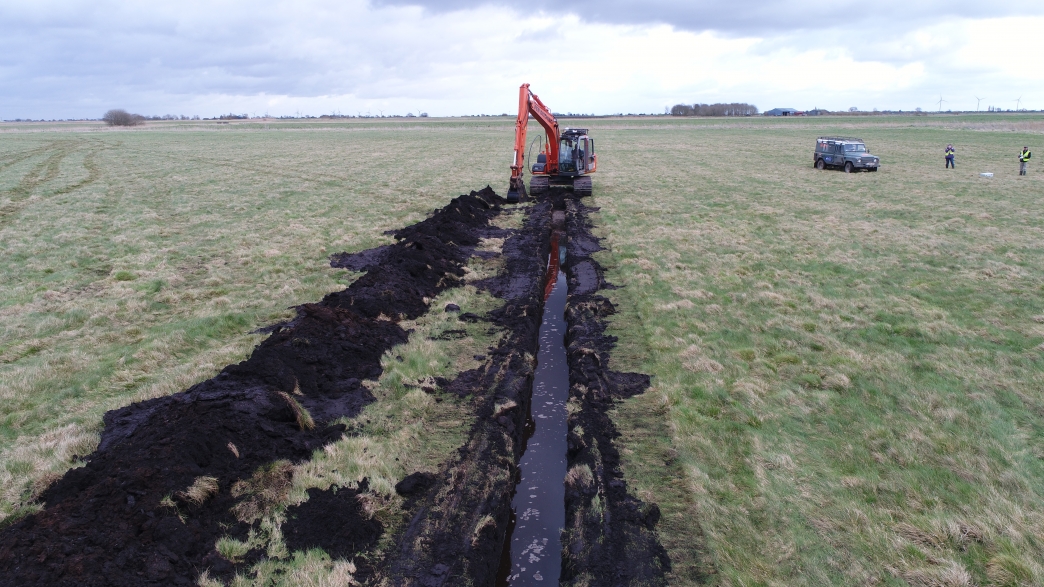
[814,137,879,172]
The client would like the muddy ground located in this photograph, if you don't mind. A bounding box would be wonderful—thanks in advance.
[559,198,671,586]
[0,188,673,587]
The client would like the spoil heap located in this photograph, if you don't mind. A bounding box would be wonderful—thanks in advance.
[559,198,671,585]
[0,189,504,587]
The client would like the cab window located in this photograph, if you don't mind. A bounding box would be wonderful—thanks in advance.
[559,137,577,172]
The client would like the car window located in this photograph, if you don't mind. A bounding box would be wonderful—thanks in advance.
[844,144,867,152]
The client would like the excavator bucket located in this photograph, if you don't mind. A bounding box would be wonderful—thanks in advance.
[506,177,526,203]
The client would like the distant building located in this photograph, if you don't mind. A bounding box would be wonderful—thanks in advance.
[807,109,830,116]
[764,108,799,116]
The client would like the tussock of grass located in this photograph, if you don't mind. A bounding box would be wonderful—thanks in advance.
[231,461,294,523]
[215,535,252,562]
[197,568,223,587]
[471,514,495,547]
[564,464,594,493]
[277,391,315,430]
[277,550,360,587]
[177,475,219,506]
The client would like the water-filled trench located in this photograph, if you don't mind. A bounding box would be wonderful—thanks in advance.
[498,213,569,585]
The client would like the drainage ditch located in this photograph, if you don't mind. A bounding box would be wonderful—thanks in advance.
[498,210,569,585]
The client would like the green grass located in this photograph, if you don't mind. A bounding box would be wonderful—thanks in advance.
[3,114,1044,586]
[593,114,1044,585]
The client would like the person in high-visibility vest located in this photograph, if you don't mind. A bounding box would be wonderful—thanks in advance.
[1020,146,1032,175]
[945,144,955,169]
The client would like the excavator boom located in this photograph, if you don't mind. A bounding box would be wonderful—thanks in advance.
[507,83,567,202]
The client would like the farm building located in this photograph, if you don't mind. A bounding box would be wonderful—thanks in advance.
[764,108,799,116]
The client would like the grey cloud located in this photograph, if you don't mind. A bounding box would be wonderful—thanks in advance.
[372,0,1031,34]
[1,1,1038,118]
[0,2,457,117]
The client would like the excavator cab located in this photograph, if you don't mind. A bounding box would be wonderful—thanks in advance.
[558,136,579,173]
[557,130,593,176]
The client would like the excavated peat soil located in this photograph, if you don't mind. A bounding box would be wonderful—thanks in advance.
[0,187,672,587]
[559,198,671,586]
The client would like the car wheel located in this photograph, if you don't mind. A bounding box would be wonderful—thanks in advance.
[844,162,853,173]
[816,159,825,170]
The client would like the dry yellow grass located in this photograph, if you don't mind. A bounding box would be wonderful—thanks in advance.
[177,475,220,506]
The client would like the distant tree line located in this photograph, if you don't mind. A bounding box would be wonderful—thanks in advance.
[102,109,145,126]
[103,109,202,125]
[670,103,759,117]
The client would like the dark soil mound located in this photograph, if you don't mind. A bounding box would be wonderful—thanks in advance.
[283,485,382,559]
[394,472,436,497]
[383,200,553,587]
[329,244,393,273]
[328,188,508,321]
[0,188,504,587]
[559,197,672,587]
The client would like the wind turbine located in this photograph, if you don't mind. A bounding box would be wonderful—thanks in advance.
[1014,96,1022,111]
[937,95,947,112]
[975,96,983,111]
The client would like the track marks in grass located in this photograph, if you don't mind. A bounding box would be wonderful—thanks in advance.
[0,144,70,224]
[0,139,106,229]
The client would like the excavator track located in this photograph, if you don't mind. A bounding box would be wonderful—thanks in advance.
[530,176,549,194]
[574,175,592,196]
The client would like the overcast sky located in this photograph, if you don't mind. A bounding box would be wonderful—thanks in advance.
[2,0,1042,119]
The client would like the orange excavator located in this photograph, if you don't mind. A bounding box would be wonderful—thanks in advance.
[507,83,596,203]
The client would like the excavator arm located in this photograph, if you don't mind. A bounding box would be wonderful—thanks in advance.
[507,83,561,203]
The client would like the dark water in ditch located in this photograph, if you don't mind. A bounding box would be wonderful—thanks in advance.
[498,233,569,585]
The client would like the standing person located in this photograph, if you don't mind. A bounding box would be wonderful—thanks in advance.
[1020,146,1032,175]
[945,144,955,169]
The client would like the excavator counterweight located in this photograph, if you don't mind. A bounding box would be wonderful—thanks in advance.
[507,83,596,203]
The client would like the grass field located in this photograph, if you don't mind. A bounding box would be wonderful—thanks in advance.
[593,115,1044,586]
[2,114,1044,586]
[0,119,506,525]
